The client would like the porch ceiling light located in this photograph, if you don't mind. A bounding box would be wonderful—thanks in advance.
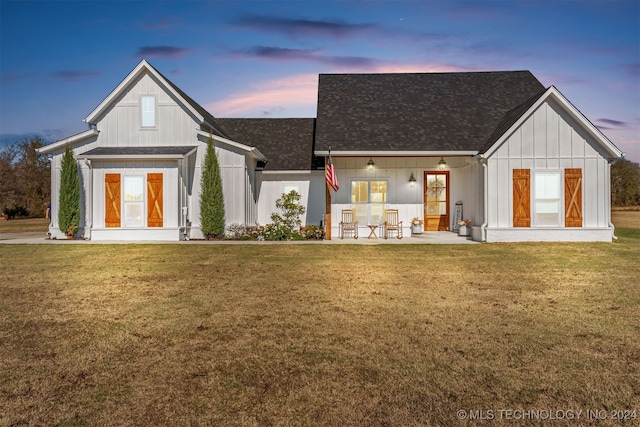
[367,157,375,170]
[438,157,447,170]
[409,172,416,187]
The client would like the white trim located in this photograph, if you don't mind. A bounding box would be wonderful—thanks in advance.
[483,86,623,160]
[36,129,99,155]
[485,227,614,243]
[196,130,268,162]
[259,170,324,175]
[315,150,478,156]
[140,95,156,128]
[77,149,196,160]
[84,60,204,125]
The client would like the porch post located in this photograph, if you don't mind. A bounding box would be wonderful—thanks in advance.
[325,155,332,240]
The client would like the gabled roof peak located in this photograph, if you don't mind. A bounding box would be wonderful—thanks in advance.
[83,59,227,138]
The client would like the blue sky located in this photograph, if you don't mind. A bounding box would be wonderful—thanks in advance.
[1,0,638,161]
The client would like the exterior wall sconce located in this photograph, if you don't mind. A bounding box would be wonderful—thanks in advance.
[367,158,375,170]
[438,157,447,170]
[409,172,416,187]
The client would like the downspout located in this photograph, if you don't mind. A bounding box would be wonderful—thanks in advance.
[84,159,93,240]
[47,155,53,239]
[608,158,620,241]
[180,159,190,240]
[480,157,488,242]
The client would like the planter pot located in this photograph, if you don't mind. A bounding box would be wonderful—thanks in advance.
[411,224,423,234]
[458,225,470,236]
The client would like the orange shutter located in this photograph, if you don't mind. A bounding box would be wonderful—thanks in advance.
[147,173,163,227]
[564,168,582,227]
[513,169,531,227]
[105,174,121,228]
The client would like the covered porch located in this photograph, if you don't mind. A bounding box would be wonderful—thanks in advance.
[323,155,485,241]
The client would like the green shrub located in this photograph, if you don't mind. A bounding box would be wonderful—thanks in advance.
[260,223,304,241]
[58,145,80,237]
[261,190,306,241]
[2,206,29,219]
[200,136,225,238]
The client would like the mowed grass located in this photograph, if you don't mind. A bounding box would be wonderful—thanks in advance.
[0,217,638,425]
[0,217,50,233]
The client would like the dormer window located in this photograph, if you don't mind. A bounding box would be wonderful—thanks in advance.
[141,96,155,127]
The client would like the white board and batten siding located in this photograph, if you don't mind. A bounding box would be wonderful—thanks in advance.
[90,161,181,241]
[187,140,258,239]
[95,73,199,148]
[486,98,613,242]
[257,172,326,227]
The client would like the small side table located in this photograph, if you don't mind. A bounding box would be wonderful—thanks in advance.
[367,224,379,239]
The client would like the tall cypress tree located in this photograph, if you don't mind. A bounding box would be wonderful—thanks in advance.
[200,136,225,238]
[58,145,80,236]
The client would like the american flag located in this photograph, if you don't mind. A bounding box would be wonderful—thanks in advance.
[325,152,339,192]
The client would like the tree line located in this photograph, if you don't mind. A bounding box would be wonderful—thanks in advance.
[611,158,640,207]
[0,136,639,220]
[0,137,50,218]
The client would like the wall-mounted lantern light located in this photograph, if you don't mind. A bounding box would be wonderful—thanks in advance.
[367,158,375,170]
[438,157,447,170]
[409,172,416,187]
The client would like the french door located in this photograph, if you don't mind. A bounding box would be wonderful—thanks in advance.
[424,171,450,231]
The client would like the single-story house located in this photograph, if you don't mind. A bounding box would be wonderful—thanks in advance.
[39,60,622,242]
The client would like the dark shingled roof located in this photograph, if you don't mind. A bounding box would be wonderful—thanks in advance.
[79,146,197,157]
[315,71,546,152]
[217,118,322,171]
[481,90,547,153]
[146,62,229,139]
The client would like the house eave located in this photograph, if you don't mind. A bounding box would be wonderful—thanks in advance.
[259,170,324,175]
[196,129,268,162]
[76,146,198,160]
[315,150,479,157]
[37,129,100,155]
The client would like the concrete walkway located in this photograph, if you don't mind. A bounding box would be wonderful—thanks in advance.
[0,231,479,244]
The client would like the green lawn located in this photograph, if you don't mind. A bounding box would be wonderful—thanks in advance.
[1,230,639,426]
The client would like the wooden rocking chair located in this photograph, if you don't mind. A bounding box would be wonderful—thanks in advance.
[339,209,358,239]
[384,209,403,239]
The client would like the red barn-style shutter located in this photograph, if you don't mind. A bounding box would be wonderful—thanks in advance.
[105,174,121,227]
[147,173,163,227]
[513,169,531,227]
[564,168,582,227]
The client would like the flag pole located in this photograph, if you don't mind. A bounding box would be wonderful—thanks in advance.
[325,145,332,240]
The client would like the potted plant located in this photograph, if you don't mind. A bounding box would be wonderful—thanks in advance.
[411,217,423,234]
[458,219,471,236]
[66,225,78,239]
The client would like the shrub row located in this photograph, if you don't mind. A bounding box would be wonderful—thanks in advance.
[224,223,324,241]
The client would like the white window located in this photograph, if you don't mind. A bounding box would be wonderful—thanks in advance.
[123,176,144,227]
[534,172,561,226]
[141,96,155,127]
[351,180,387,224]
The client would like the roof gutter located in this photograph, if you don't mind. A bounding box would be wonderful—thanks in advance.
[196,130,268,162]
[37,129,99,155]
[315,150,478,157]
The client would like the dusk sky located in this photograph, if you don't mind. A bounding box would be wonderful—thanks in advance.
[1,0,638,162]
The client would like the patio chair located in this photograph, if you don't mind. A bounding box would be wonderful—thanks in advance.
[384,209,403,239]
[339,209,358,239]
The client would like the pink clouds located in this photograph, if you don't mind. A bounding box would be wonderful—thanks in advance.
[207,73,318,117]
[206,62,470,117]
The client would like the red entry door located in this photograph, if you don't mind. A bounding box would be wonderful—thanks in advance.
[424,171,450,231]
